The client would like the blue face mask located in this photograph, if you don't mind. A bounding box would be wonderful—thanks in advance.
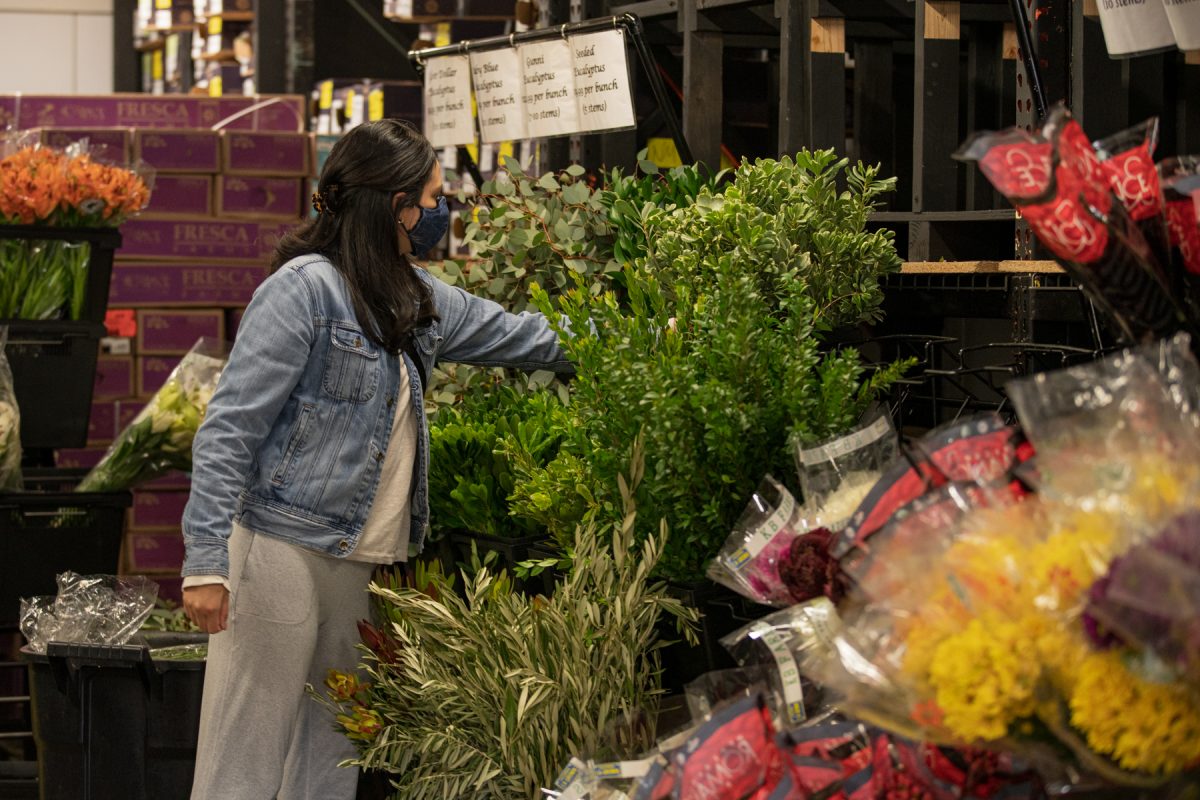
[403,196,449,258]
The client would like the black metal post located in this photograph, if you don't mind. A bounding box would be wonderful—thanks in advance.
[1006,0,1047,121]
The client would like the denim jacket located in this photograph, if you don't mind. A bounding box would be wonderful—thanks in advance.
[181,254,572,578]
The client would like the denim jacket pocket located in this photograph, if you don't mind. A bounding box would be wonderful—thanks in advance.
[413,321,443,356]
[322,322,380,402]
[271,402,316,487]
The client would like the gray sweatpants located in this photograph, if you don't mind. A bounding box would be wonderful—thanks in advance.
[190,524,377,800]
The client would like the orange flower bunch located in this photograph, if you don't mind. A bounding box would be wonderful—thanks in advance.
[0,145,149,226]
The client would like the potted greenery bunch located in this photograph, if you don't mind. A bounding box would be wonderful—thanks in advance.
[321,447,697,799]
[506,151,910,584]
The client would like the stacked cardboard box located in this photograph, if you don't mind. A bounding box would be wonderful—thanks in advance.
[0,92,311,601]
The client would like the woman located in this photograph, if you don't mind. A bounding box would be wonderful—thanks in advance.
[181,119,573,799]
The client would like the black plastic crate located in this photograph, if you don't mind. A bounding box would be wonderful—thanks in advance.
[658,582,773,694]
[4,321,107,449]
[21,631,206,800]
[0,470,131,625]
[0,226,122,325]
[446,530,546,573]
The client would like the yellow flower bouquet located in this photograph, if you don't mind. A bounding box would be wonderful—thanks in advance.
[803,335,1200,788]
[76,339,226,492]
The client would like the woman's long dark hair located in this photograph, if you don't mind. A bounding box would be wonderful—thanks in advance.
[272,119,438,353]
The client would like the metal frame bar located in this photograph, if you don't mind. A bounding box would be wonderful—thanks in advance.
[407,13,692,165]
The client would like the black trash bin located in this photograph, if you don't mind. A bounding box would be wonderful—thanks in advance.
[0,470,130,625]
[22,631,207,800]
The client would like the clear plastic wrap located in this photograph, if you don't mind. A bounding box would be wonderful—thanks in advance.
[800,339,1200,788]
[20,572,159,654]
[833,414,1030,559]
[720,599,842,731]
[707,476,807,606]
[0,326,22,491]
[793,413,896,530]
[77,338,227,492]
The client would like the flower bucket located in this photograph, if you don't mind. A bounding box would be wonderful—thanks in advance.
[0,225,122,324]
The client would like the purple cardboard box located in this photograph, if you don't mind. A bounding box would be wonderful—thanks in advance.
[88,401,117,444]
[117,399,146,431]
[221,131,313,176]
[94,355,136,399]
[137,309,225,354]
[216,176,304,219]
[145,471,191,490]
[117,218,293,261]
[143,174,214,218]
[126,530,187,572]
[7,93,304,132]
[129,489,189,530]
[136,355,180,397]
[134,129,221,173]
[37,127,133,165]
[108,261,269,307]
[0,95,15,129]
[55,447,108,471]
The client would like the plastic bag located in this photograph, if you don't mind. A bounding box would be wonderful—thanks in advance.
[794,413,896,530]
[20,572,158,654]
[957,105,1189,345]
[720,599,841,731]
[684,666,773,723]
[832,414,1030,559]
[668,693,785,800]
[707,477,809,606]
[0,327,22,491]
[1093,118,1174,282]
[77,338,227,492]
[1160,156,1200,279]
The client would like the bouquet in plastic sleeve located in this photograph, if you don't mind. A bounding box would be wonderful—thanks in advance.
[0,135,153,320]
[77,338,227,492]
[1160,156,1200,285]
[956,105,1193,346]
[0,326,21,490]
[801,335,1200,787]
[707,476,812,606]
[794,413,896,530]
[20,572,158,654]
[721,599,841,732]
[832,413,1032,561]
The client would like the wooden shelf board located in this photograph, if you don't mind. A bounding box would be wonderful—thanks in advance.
[901,260,1063,274]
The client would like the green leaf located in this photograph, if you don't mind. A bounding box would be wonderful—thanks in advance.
[565,164,586,177]
[537,173,561,192]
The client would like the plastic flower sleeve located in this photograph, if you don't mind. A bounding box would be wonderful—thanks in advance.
[20,572,158,654]
[77,338,228,492]
[720,598,842,732]
[793,412,896,530]
[957,106,1189,345]
[1160,156,1200,281]
[1093,118,1173,278]
[706,476,808,606]
[0,327,23,490]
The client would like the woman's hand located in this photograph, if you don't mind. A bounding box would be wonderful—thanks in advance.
[184,584,230,634]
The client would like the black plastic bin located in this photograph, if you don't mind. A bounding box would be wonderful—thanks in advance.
[1,225,122,451]
[0,225,122,325]
[4,321,108,449]
[0,470,131,625]
[21,631,206,800]
[658,582,774,693]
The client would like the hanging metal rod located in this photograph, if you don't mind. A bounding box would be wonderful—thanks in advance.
[408,14,633,62]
